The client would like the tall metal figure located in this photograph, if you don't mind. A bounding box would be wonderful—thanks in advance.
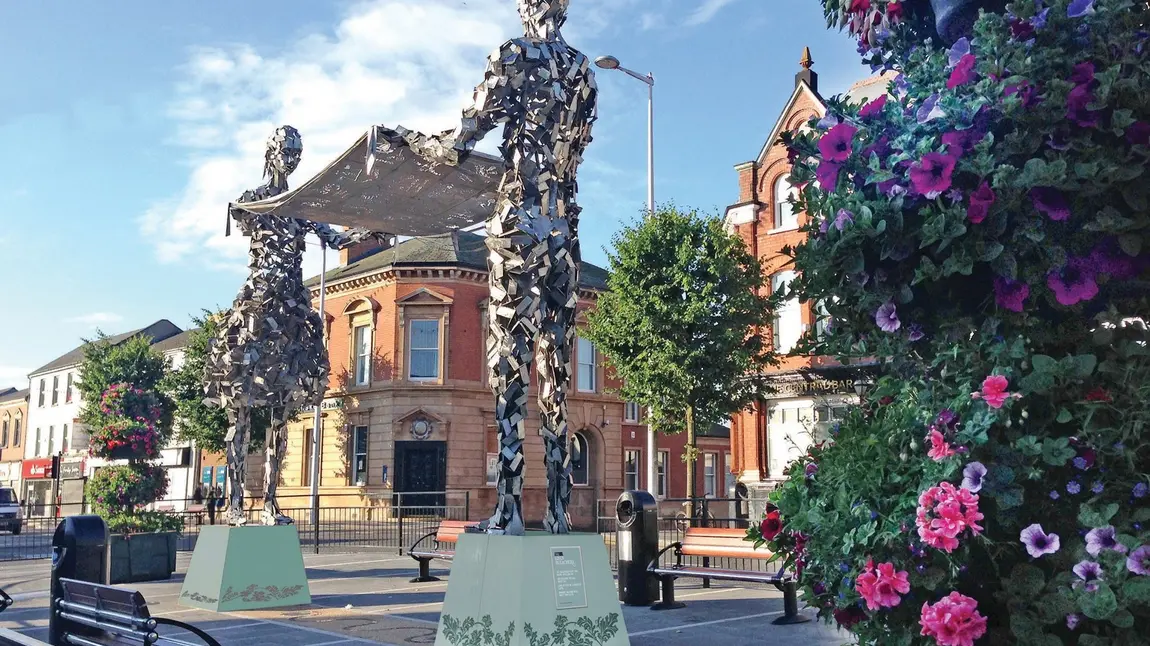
[206,126,381,526]
[398,0,596,534]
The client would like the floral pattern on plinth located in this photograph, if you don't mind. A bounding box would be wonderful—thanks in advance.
[219,584,306,604]
[440,615,515,646]
[524,613,621,646]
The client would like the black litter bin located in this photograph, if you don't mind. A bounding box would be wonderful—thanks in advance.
[616,490,660,606]
[49,515,110,646]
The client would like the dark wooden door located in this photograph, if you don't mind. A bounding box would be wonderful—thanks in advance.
[394,441,447,513]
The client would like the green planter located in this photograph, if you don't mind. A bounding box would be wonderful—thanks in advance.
[109,532,177,584]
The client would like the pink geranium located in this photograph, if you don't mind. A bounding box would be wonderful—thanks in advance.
[974,375,1015,409]
[920,592,988,646]
[856,560,911,610]
[916,482,984,552]
[927,430,956,461]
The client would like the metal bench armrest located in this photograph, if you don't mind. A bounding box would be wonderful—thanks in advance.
[408,530,439,557]
[0,587,12,614]
[647,541,682,573]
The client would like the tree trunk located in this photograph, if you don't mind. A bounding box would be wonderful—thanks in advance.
[685,405,697,520]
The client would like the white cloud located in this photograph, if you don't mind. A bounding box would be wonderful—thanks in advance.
[142,0,640,279]
[685,0,737,26]
[640,12,666,31]
[67,312,124,326]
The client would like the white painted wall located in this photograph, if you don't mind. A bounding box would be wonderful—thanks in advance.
[23,367,82,460]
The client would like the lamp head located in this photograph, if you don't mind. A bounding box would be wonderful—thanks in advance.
[594,55,621,70]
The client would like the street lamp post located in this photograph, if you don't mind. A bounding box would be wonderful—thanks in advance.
[309,243,327,551]
[594,54,658,499]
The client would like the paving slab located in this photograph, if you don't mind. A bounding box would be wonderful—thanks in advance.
[0,552,853,645]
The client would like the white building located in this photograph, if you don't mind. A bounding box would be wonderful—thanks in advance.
[22,319,193,515]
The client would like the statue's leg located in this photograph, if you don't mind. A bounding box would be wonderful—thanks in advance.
[537,226,579,534]
[261,407,292,525]
[485,206,539,536]
[226,405,250,526]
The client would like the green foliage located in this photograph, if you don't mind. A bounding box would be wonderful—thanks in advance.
[759,0,1150,644]
[584,205,776,433]
[78,334,173,440]
[162,311,267,453]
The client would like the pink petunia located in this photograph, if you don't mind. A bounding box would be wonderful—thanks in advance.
[816,161,841,191]
[818,123,859,163]
[1047,257,1099,306]
[978,375,1011,409]
[994,277,1030,312]
[946,54,978,89]
[909,152,957,199]
[859,94,887,119]
[1030,187,1071,221]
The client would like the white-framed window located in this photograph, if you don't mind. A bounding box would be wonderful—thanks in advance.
[61,424,69,454]
[46,426,55,456]
[577,337,597,392]
[408,319,440,381]
[34,428,41,456]
[774,176,798,230]
[0,416,7,447]
[624,402,640,423]
[724,452,736,496]
[703,453,717,497]
[350,425,368,486]
[353,324,372,386]
[486,453,499,486]
[38,379,45,407]
[624,449,641,491]
[51,376,59,406]
[571,432,591,486]
[772,271,802,353]
[13,415,21,447]
[657,450,669,498]
[65,373,74,404]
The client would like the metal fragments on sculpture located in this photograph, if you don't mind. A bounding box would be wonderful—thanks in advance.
[375,0,597,535]
[205,126,383,526]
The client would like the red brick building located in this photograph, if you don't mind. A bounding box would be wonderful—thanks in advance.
[0,388,27,489]
[279,232,730,529]
[724,51,889,499]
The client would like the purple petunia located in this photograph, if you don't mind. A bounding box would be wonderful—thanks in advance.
[859,95,886,119]
[962,462,987,493]
[1086,526,1127,556]
[1068,0,1095,18]
[1050,490,1061,500]
[1074,560,1103,582]
[834,208,855,231]
[1067,481,1082,495]
[1073,456,1089,470]
[816,161,841,191]
[1030,187,1071,221]
[1134,482,1148,499]
[819,123,858,163]
[817,114,840,130]
[1128,545,1150,576]
[947,38,971,68]
[1047,258,1099,306]
[1091,481,1104,494]
[907,324,925,342]
[968,181,996,223]
[909,152,957,199]
[994,277,1030,312]
[1126,121,1150,147]
[947,54,978,89]
[1066,614,1080,630]
[875,302,901,333]
[1031,7,1051,29]
[1021,523,1061,558]
[916,94,946,124]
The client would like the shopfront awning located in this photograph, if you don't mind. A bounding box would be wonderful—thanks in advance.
[230,125,505,235]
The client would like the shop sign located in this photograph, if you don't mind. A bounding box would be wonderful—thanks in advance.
[772,378,855,398]
[0,462,11,481]
[22,458,54,480]
[321,397,344,411]
[59,459,86,480]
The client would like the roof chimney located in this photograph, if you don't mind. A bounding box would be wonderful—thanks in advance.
[796,46,818,93]
[340,235,394,266]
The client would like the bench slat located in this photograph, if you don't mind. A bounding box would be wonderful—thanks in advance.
[434,520,473,544]
[678,528,773,560]
[651,566,785,584]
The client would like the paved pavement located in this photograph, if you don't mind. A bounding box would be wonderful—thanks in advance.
[0,552,854,645]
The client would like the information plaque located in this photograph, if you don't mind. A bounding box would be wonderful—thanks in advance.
[550,546,589,610]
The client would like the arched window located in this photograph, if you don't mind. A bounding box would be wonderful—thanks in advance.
[774,176,798,230]
[772,271,802,353]
[1,414,8,447]
[13,413,21,446]
[570,432,591,486]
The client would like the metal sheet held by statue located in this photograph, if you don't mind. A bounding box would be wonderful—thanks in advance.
[232,126,504,235]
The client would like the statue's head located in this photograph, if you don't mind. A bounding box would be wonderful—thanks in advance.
[517,0,569,32]
[265,125,303,177]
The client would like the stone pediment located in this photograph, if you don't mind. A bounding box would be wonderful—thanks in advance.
[396,287,453,306]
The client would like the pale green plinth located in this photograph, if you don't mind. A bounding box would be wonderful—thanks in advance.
[178,525,311,612]
[436,531,629,646]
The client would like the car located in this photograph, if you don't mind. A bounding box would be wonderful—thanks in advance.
[0,487,23,534]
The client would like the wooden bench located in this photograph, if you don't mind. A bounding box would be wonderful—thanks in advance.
[648,527,808,625]
[408,520,475,583]
[49,578,222,646]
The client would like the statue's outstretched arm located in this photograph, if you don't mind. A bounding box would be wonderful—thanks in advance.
[308,221,389,250]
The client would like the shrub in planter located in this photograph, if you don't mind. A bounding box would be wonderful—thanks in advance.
[750,1,1150,644]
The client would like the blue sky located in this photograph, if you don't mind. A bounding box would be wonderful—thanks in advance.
[0,0,866,387]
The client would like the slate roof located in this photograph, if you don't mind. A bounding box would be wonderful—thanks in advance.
[305,230,609,291]
[0,388,26,405]
[29,320,184,377]
[151,329,198,354]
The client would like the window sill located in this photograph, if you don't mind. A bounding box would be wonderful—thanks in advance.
[766,226,800,235]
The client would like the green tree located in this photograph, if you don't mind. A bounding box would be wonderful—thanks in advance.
[78,334,173,440]
[162,310,268,454]
[585,206,775,504]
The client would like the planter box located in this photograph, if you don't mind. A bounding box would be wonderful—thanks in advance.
[109,532,177,584]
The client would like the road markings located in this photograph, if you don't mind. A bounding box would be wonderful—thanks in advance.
[628,610,786,636]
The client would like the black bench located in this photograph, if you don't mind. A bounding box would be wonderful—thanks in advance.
[648,527,808,625]
[408,520,474,583]
[50,578,222,646]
